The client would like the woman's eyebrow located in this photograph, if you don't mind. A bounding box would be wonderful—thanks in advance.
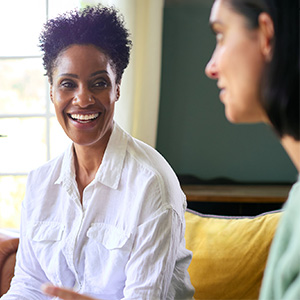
[57,71,109,78]
[90,70,109,77]
[59,73,79,78]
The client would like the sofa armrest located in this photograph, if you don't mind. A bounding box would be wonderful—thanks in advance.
[0,232,19,296]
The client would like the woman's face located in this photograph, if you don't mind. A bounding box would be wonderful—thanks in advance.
[50,44,120,148]
[205,0,269,123]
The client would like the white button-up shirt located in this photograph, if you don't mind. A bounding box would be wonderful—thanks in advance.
[2,123,194,300]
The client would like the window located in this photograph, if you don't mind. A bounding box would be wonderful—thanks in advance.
[0,0,86,228]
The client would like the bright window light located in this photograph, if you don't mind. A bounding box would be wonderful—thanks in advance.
[0,0,84,229]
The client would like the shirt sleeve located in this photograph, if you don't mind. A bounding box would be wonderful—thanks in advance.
[122,206,185,299]
[1,201,50,300]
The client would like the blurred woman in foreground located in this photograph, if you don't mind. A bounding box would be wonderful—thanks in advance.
[205,0,299,299]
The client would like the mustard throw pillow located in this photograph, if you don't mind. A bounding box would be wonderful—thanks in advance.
[184,210,281,300]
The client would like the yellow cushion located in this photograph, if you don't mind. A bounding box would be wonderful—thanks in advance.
[184,210,281,300]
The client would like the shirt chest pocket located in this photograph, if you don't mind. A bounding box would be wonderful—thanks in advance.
[28,222,64,280]
[28,222,64,242]
[87,223,132,251]
[85,223,133,289]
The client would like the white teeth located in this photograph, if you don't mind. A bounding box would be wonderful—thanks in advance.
[71,113,99,121]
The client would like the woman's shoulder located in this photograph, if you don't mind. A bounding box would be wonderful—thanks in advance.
[111,125,185,211]
[126,134,185,206]
[126,134,177,179]
[285,177,300,206]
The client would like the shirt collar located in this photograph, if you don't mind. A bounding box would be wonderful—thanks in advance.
[55,122,128,190]
[94,122,128,189]
[54,143,76,193]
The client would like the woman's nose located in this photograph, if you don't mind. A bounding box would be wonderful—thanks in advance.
[205,54,218,80]
[72,88,95,107]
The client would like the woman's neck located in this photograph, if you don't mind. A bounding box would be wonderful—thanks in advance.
[73,142,108,202]
[281,135,300,174]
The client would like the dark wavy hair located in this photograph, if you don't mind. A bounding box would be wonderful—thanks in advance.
[225,0,299,140]
[39,5,132,84]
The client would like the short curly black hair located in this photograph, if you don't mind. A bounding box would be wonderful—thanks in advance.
[39,4,132,84]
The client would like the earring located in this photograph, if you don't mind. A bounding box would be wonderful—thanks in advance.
[264,48,272,62]
[89,96,93,102]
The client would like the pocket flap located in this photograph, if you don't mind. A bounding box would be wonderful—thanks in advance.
[87,223,131,250]
[28,222,64,242]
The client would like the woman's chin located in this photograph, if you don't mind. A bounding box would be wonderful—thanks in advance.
[225,109,268,125]
[224,108,240,124]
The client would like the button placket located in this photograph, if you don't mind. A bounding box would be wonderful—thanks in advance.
[63,203,84,286]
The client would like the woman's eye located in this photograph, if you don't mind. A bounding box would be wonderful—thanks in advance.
[60,80,76,88]
[93,80,108,88]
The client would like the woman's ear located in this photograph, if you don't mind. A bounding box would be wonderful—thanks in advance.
[116,83,121,101]
[49,86,54,103]
[258,12,274,62]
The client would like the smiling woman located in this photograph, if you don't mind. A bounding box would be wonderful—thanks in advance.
[1,4,195,300]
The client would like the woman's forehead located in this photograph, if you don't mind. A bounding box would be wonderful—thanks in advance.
[56,45,109,66]
[53,45,116,77]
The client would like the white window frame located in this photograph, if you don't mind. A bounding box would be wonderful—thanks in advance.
[0,0,53,177]
[0,57,53,177]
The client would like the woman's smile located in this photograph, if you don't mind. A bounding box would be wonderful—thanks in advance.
[68,112,101,125]
[70,113,99,121]
[218,86,226,102]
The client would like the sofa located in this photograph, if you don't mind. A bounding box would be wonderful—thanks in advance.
[0,231,19,296]
[0,209,281,299]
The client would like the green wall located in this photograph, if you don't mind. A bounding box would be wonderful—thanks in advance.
[156,3,297,183]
